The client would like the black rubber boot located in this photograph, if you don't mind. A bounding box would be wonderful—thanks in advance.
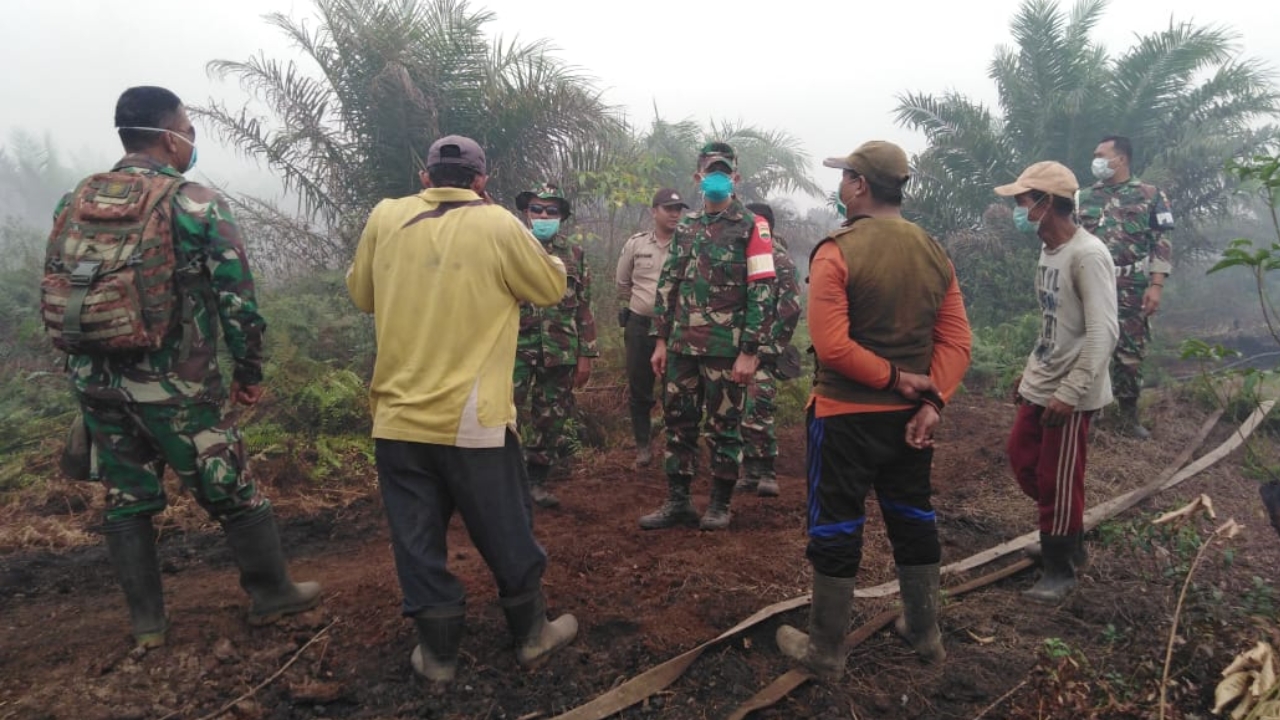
[411,604,466,683]
[103,515,169,649]
[222,508,323,625]
[638,474,700,530]
[500,589,578,669]
[1023,532,1078,605]
[1023,534,1090,572]
[699,477,736,531]
[527,463,560,508]
[893,563,946,664]
[776,573,857,681]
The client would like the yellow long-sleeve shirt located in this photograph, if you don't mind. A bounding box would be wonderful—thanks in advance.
[346,187,567,447]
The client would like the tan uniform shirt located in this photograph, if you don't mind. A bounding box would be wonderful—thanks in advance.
[615,230,672,317]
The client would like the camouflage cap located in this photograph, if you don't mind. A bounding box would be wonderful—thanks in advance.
[698,141,737,172]
[823,141,911,188]
[515,182,572,218]
[994,161,1079,201]
[427,135,486,174]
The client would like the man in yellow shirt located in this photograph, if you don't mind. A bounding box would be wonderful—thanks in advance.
[346,135,578,685]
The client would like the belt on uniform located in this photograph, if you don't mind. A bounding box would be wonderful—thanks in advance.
[1114,259,1148,277]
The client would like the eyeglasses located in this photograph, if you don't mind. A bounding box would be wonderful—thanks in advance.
[527,203,561,217]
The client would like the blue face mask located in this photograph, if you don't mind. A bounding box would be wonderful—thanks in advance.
[1012,205,1040,234]
[530,218,560,241]
[700,172,733,202]
[836,200,847,219]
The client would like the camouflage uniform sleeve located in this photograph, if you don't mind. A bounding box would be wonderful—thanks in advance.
[181,188,267,386]
[651,229,685,339]
[1147,188,1174,276]
[742,219,776,349]
[576,246,600,358]
[774,251,802,349]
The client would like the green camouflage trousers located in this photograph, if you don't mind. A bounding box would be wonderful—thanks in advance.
[663,354,745,480]
[1112,280,1151,400]
[741,363,778,465]
[513,360,576,468]
[79,396,267,523]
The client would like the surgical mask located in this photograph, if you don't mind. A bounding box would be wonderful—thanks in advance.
[118,126,198,173]
[530,218,560,241]
[1091,157,1115,181]
[836,200,847,219]
[1012,207,1039,234]
[700,172,733,202]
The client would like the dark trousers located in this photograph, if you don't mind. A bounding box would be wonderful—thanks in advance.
[805,407,940,578]
[624,314,658,443]
[375,432,548,616]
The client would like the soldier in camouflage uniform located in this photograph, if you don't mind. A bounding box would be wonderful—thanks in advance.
[514,184,600,508]
[736,202,803,498]
[52,87,320,649]
[640,142,777,531]
[1078,135,1174,439]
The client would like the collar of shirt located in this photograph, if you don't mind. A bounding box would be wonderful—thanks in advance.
[112,153,183,178]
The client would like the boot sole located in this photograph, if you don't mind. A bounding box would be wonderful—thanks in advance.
[639,517,699,530]
[1022,582,1077,606]
[247,593,323,626]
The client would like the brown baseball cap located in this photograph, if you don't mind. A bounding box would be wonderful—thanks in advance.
[994,161,1078,200]
[823,141,911,188]
[426,135,486,174]
[651,188,688,208]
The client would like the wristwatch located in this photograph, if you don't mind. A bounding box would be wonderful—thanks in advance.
[739,341,759,355]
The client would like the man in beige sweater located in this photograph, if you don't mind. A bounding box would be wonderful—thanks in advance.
[996,161,1118,605]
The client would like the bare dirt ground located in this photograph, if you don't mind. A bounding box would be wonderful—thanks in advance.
[1,391,1278,720]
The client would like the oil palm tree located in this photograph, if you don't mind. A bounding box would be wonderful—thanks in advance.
[197,0,623,253]
[895,0,1279,242]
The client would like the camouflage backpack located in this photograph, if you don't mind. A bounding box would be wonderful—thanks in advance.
[41,172,185,354]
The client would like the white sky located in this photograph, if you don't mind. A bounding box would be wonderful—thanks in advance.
[2,0,1279,209]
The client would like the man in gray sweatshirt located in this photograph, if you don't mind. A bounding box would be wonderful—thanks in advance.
[996,161,1118,605]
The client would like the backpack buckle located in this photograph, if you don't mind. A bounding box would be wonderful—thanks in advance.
[70,261,102,286]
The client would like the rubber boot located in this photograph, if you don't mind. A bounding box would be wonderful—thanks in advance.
[776,573,857,681]
[1024,533,1090,572]
[638,474,700,530]
[500,589,578,669]
[410,604,466,683]
[527,463,560,508]
[103,515,169,649]
[699,477,736,531]
[1117,398,1151,440]
[1023,532,1078,605]
[222,508,323,626]
[893,563,946,664]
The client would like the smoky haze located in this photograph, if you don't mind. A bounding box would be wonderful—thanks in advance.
[2,0,1279,216]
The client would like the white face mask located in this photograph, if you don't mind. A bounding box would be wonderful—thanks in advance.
[1091,157,1116,181]
[118,126,198,173]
